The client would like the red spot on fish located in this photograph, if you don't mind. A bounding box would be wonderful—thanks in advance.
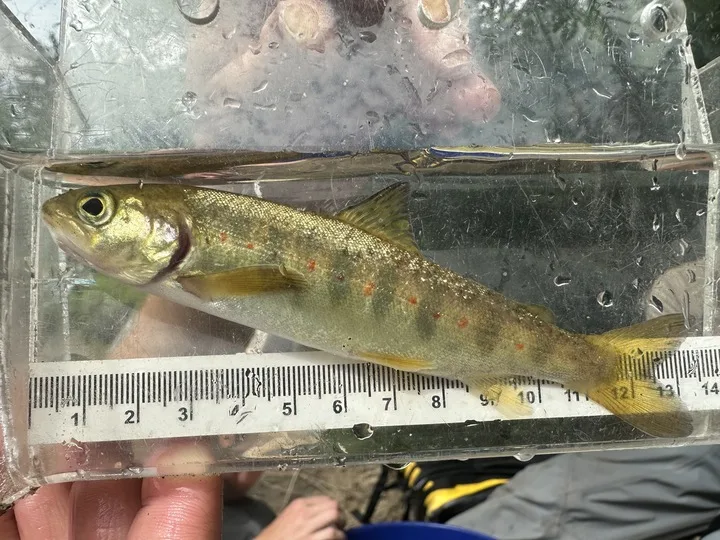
[246,242,255,249]
[408,296,418,305]
[307,259,316,272]
[219,232,228,243]
[457,317,469,329]
[432,312,442,320]
[515,343,525,351]
[363,282,375,296]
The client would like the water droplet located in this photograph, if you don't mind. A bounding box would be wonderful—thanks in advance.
[652,213,660,231]
[399,16,413,28]
[651,176,660,191]
[69,19,83,31]
[632,278,639,289]
[686,268,697,283]
[571,196,579,206]
[597,290,614,308]
[385,462,411,471]
[333,442,348,454]
[10,103,20,117]
[636,255,644,266]
[366,110,380,124]
[334,456,347,467]
[249,43,262,55]
[222,26,237,39]
[175,0,219,25]
[277,463,288,471]
[675,208,682,223]
[463,419,480,427]
[513,451,535,462]
[627,30,642,41]
[253,80,268,93]
[553,171,567,191]
[181,91,197,110]
[650,5,669,33]
[223,97,242,109]
[352,422,374,440]
[441,49,472,69]
[359,30,377,43]
[268,41,279,49]
[253,103,277,111]
[554,275,572,287]
[675,143,687,160]
[678,237,689,256]
[696,208,706,216]
[650,295,664,313]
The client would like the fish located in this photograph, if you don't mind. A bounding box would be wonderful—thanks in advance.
[41,182,694,438]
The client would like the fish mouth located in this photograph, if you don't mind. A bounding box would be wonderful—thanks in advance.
[41,198,91,262]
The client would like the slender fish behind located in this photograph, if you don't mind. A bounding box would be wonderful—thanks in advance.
[41,182,694,438]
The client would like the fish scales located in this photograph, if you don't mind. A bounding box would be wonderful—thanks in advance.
[181,188,575,376]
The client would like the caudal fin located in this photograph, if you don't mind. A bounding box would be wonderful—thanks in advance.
[583,314,694,438]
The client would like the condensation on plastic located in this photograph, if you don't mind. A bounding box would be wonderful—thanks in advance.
[1,0,719,508]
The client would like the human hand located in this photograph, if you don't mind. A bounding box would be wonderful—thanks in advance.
[256,495,346,540]
[0,444,222,540]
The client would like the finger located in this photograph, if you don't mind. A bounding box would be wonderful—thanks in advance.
[312,527,347,540]
[301,495,339,507]
[0,508,20,540]
[70,479,142,540]
[127,444,222,540]
[306,505,343,532]
[223,471,263,500]
[13,483,72,539]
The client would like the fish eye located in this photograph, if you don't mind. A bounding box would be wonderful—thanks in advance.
[77,192,114,225]
[81,197,103,216]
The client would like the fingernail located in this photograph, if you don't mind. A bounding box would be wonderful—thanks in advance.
[418,0,461,29]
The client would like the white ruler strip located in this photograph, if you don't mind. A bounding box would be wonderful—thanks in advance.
[27,337,720,445]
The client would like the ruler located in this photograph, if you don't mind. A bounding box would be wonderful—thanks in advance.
[27,337,720,445]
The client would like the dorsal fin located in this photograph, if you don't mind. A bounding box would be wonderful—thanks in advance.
[335,183,420,254]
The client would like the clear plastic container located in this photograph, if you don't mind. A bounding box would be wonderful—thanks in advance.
[1,0,719,507]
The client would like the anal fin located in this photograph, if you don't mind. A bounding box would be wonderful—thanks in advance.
[468,379,532,419]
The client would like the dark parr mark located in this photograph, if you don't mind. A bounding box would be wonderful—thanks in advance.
[415,304,438,341]
[150,221,191,283]
[473,312,504,358]
[371,268,395,320]
[328,272,350,306]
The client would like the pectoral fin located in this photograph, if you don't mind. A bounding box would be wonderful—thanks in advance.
[177,264,307,301]
[468,379,532,419]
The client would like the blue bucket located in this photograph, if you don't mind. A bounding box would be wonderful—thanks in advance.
[346,522,496,540]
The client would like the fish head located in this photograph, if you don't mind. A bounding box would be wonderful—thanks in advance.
[42,185,190,285]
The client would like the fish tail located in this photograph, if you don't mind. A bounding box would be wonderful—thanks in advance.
[582,313,694,438]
